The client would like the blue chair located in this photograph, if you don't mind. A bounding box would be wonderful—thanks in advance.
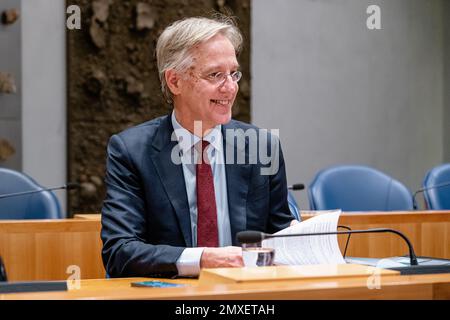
[0,168,62,219]
[422,163,450,210]
[308,165,414,211]
[288,191,301,221]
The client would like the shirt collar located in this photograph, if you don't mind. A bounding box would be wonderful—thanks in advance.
[171,111,223,154]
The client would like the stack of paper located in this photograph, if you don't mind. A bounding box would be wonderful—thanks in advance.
[262,210,346,265]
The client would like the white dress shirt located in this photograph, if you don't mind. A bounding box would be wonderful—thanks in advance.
[171,111,232,276]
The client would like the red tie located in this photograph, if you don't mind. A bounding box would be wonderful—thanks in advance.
[196,140,219,247]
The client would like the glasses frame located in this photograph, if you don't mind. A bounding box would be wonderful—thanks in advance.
[201,71,242,86]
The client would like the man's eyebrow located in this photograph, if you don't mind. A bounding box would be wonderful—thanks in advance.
[202,64,240,73]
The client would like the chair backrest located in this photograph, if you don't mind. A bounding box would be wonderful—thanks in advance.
[422,163,450,210]
[308,165,413,211]
[0,168,62,219]
[288,191,301,221]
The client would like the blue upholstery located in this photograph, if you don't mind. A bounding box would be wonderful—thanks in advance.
[0,168,62,219]
[288,191,301,221]
[422,163,450,210]
[308,165,413,211]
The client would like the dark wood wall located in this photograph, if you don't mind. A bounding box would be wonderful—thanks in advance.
[67,0,251,214]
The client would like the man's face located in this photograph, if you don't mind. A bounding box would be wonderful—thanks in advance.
[174,34,239,131]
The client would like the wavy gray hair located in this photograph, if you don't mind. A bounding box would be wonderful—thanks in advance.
[156,15,243,104]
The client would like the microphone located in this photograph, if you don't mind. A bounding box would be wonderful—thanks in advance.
[288,183,305,191]
[237,228,419,266]
[337,225,352,258]
[0,182,79,200]
[412,181,450,209]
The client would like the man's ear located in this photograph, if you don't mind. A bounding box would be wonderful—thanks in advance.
[165,69,182,96]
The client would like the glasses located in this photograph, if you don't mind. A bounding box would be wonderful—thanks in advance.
[201,71,242,86]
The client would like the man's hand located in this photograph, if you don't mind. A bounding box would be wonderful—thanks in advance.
[200,246,244,269]
[290,219,300,226]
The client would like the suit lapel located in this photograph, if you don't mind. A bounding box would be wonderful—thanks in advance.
[222,122,251,245]
[151,115,192,247]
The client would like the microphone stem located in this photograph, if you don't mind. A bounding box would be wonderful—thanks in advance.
[0,186,66,200]
[265,228,418,266]
[412,190,420,210]
[413,181,450,210]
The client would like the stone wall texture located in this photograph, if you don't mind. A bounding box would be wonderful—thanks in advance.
[67,0,251,214]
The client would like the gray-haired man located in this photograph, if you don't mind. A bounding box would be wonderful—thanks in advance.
[101,16,295,278]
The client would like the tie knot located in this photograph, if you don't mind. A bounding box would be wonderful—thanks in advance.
[196,140,212,165]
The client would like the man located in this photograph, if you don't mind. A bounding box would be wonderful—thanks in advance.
[101,15,295,278]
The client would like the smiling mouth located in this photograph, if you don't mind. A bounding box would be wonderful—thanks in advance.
[211,99,231,106]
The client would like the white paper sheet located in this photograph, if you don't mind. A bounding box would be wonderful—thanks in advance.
[262,210,346,265]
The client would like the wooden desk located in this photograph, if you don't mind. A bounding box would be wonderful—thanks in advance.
[1,211,449,281]
[303,211,450,259]
[0,219,105,281]
[73,214,101,220]
[75,211,450,258]
[1,268,449,300]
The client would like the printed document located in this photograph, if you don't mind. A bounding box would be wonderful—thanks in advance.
[262,210,346,265]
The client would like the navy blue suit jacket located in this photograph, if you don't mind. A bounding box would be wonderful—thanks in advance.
[101,114,292,277]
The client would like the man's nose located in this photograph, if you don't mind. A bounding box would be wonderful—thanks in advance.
[219,75,238,92]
